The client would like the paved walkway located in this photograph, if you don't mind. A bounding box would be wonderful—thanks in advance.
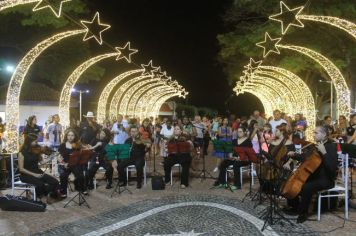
[1,155,356,236]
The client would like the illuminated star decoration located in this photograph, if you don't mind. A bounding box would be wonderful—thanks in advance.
[256,32,282,58]
[115,42,138,63]
[32,0,71,18]
[152,67,164,78]
[269,1,304,35]
[81,12,111,45]
[141,60,158,76]
[245,58,263,75]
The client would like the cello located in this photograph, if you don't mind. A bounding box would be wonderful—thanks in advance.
[281,139,325,199]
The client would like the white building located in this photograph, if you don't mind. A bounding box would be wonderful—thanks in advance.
[0,81,77,128]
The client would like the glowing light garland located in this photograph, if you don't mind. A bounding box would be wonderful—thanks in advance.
[5,29,85,152]
[234,85,274,117]
[0,0,39,12]
[256,32,282,58]
[277,44,351,117]
[80,12,111,45]
[135,85,178,120]
[144,88,187,119]
[5,12,111,152]
[133,83,172,117]
[151,92,183,119]
[126,81,169,117]
[120,78,165,116]
[59,52,120,127]
[109,75,152,119]
[96,69,143,123]
[32,0,71,18]
[269,1,356,39]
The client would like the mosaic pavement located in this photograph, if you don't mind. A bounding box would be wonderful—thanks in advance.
[34,194,319,236]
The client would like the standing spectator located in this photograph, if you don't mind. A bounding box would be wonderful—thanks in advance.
[268,110,287,134]
[323,115,335,136]
[22,115,42,141]
[249,110,266,129]
[160,119,174,158]
[213,117,232,172]
[347,114,356,144]
[80,111,101,145]
[111,114,129,144]
[46,114,63,150]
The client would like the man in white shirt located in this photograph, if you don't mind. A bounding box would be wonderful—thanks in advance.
[159,119,173,158]
[269,110,287,134]
[112,114,129,144]
[46,114,63,150]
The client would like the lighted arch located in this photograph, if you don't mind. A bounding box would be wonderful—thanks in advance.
[145,89,185,119]
[109,75,152,119]
[234,89,274,117]
[0,0,38,11]
[59,52,120,127]
[138,86,179,119]
[277,44,351,117]
[120,78,165,116]
[129,82,171,118]
[96,69,143,123]
[5,29,86,152]
[151,92,181,118]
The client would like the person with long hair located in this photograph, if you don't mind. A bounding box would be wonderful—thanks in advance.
[212,117,232,172]
[87,128,114,190]
[58,129,88,197]
[18,134,60,203]
[22,115,42,141]
[248,120,260,154]
[214,126,256,190]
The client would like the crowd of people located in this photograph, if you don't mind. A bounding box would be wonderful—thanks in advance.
[0,108,355,223]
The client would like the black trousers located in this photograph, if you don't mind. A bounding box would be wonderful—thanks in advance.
[217,159,251,187]
[59,165,87,194]
[164,154,192,186]
[87,159,113,186]
[117,157,145,184]
[20,173,59,198]
[288,177,334,214]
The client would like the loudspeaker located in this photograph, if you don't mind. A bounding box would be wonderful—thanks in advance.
[0,195,46,212]
[151,176,165,190]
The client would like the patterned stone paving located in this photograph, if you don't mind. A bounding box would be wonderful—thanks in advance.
[33,195,317,236]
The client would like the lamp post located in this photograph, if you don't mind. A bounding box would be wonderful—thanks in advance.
[319,80,333,119]
[71,88,89,122]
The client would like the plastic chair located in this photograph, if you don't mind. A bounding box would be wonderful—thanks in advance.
[126,162,147,186]
[170,163,181,185]
[226,163,255,186]
[317,153,349,221]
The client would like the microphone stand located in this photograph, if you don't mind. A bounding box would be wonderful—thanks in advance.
[198,127,214,181]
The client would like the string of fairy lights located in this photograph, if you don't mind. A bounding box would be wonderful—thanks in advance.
[234,1,355,140]
[1,0,188,152]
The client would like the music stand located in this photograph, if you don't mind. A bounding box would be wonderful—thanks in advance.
[64,149,92,208]
[111,144,132,197]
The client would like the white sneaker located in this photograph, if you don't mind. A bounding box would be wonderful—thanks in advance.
[180,184,186,189]
[213,167,219,173]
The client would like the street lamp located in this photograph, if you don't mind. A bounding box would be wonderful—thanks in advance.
[319,80,333,119]
[71,88,90,121]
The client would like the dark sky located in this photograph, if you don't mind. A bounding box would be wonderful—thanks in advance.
[88,0,253,114]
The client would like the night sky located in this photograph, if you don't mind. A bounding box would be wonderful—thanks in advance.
[88,0,263,116]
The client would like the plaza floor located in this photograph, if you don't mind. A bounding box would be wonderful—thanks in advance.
[1,155,356,236]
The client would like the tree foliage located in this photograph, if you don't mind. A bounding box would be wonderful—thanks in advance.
[0,0,105,89]
[218,0,356,110]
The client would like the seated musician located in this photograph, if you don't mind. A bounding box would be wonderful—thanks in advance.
[164,125,194,189]
[58,129,88,197]
[87,128,114,190]
[267,124,295,163]
[283,126,338,223]
[117,126,149,189]
[18,133,60,203]
[214,126,256,190]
